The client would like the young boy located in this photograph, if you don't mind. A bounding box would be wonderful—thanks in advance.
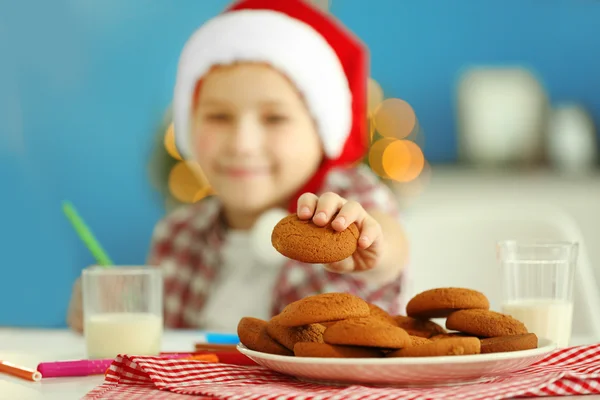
[68,0,407,333]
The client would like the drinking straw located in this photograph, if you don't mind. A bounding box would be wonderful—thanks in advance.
[62,201,114,266]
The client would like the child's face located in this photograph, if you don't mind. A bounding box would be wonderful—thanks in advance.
[190,63,323,214]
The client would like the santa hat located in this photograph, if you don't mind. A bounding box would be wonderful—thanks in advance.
[173,0,368,264]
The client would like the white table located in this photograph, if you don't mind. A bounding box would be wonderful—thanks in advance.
[0,328,207,400]
[0,329,597,400]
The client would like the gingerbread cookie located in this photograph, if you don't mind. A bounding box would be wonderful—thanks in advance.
[237,317,293,356]
[480,333,538,354]
[410,336,432,346]
[430,332,478,341]
[368,303,398,326]
[406,288,490,318]
[394,315,447,338]
[271,214,359,263]
[276,292,370,327]
[446,309,528,337]
[387,337,481,357]
[266,316,325,351]
[323,317,411,349]
[293,342,382,358]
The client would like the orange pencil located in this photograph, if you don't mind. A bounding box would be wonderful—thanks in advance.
[0,360,42,382]
[183,354,220,362]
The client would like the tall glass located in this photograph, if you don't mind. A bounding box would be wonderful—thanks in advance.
[82,266,163,359]
[497,241,578,348]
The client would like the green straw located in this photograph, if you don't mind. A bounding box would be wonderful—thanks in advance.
[62,201,114,267]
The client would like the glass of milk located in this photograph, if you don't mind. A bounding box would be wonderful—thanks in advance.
[82,266,163,359]
[497,241,578,348]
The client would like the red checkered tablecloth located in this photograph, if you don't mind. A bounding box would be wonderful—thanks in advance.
[83,344,600,400]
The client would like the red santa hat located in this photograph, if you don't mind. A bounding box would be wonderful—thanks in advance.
[173,0,368,264]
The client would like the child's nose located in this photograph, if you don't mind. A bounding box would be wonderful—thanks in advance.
[230,115,263,154]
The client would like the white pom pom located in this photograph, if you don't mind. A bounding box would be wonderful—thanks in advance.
[250,208,289,267]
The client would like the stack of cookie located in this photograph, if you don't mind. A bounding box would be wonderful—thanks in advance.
[237,288,538,358]
[406,288,538,355]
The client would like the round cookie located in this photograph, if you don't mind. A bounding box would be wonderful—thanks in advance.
[266,316,325,351]
[431,332,478,341]
[410,336,432,346]
[237,317,293,356]
[276,292,370,327]
[394,315,447,338]
[406,288,490,318]
[387,337,481,358]
[368,303,398,326]
[323,317,411,349]
[446,309,528,337]
[480,333,538,354]
[271,214,359,263]
[294,342,382,358]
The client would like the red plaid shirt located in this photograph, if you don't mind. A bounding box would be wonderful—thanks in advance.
[147,165,404,328]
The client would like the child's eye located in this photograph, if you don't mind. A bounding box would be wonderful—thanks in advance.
[264,115,288,124]
[206,113,232,122]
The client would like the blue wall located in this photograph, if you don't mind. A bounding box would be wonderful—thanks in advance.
[0,0,598,327]
[331,0,600,163]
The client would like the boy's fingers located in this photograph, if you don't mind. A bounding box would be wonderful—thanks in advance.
[313,192,346,226]
[332,200,364,231]
[297,192,319,219]
[358,217,382,249]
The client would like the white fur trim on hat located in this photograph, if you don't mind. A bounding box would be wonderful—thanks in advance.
[173,9,352,160]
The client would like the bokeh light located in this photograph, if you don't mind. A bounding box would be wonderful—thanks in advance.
[368,111,377,143]
[366,78,427,188]
[164,123,183,161]
[382,140,425,182]
[367,78,384,114]
[163,122,214,204]
[368,137,396,179]
[168,161,210,204]
[193,186,216,203]
[372,98,417,140]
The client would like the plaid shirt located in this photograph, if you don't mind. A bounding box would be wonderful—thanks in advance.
[147,165,404,328]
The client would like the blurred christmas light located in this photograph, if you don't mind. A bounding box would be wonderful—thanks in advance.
[367,77,384,114]
[366,78,426,185]
[163,121,214,203]
[382,140,425,182]
[372,98,416,140]
[168,161,211,204]
[164,122,183,161]
[368,137,396,179]
[193,186,217,202]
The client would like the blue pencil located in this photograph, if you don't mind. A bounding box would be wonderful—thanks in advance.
[204,332,240,345]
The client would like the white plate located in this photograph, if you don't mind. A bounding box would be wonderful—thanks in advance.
[237,338,557,387]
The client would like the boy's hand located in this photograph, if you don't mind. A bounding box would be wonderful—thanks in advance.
[297,192,383,273]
